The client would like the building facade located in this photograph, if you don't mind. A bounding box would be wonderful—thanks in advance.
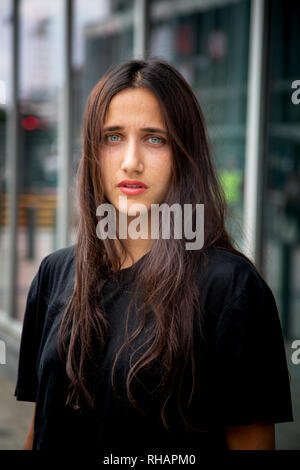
[0,0,299,448]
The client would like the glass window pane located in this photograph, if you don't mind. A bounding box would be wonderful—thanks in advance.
[262,0,300,341]
[262,2,300,450]
[16,0,64,320]
[149,0,250,248]
[0,0,12,313]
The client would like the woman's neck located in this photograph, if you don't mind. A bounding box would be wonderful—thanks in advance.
[114,237,152,270]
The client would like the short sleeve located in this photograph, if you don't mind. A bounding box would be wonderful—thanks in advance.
[14,258,48,402]
[211,270,294,426]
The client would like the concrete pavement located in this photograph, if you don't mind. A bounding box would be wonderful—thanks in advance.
[0,365,34,450]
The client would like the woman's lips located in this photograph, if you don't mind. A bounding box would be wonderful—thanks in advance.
[118,186,147,195]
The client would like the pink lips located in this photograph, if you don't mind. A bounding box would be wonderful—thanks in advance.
[117,179,148,195]
[117,179,148,188]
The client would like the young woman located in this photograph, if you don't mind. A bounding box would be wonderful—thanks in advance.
[15,58,293,452]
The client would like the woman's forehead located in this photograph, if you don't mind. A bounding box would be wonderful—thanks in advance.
[109,87,156,106]
[104,89,166,129]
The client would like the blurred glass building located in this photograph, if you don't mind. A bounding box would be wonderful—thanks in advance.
[0,0,299,448]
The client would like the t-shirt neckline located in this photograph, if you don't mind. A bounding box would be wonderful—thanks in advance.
[111,251,150,284]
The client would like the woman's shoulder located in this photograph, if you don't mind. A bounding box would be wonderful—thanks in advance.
[200,248,292,427]
[203,245,264,286]
[37,244,75,289]
[199,246,274,316]
[205,245,257,271]
[40,244,75,268]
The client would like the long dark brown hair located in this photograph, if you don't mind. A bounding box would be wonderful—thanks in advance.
[57,57,257,432]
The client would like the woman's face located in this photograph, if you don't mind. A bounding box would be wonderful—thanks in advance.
[99,87,173,219]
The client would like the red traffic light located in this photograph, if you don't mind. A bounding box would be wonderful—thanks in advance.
[22,116,40,131]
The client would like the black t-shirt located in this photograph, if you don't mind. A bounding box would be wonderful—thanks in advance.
[14,245,293,451]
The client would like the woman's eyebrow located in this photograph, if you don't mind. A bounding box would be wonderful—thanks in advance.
[103,125,168,134]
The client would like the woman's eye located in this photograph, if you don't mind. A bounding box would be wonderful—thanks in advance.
[106,134,120,143]
[148,136,164,144]
[104,134,165,145]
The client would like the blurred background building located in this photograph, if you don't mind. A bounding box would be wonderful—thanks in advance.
[0,0,299,449]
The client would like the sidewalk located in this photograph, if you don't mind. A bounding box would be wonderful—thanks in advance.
[0,365,34,450]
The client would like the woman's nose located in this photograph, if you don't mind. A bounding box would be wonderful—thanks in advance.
[120,139,143,172]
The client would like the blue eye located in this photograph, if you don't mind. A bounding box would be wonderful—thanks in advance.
[104,134,165,145]
[149,136,163,144]
[106,134,120,142]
